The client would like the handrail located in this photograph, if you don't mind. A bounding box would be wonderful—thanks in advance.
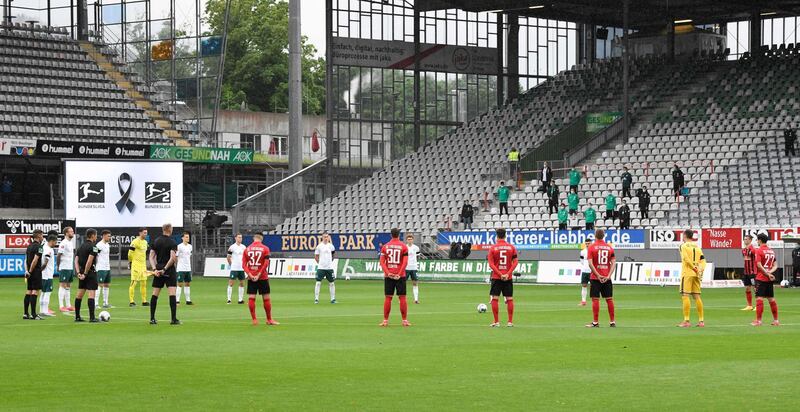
[231,157,328,208]
[562,116,626,167]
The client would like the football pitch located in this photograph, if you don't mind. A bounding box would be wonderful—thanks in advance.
[2,277,799,411]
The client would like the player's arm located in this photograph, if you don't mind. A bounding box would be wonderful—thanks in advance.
[164,250,177,271]
[379,248,389,275]
[314,247,320,264]
[607,255,617,279]
[148,249,158,275]
[242,251,255,280]
[588,259,600,279]
[487,250,501,275]
[226,247,232,266]
[398,250,409,274]
[82,254,94,278]
[74,255,80,275]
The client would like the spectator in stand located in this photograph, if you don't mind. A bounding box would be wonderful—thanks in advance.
[621,166,633,198]
[785,126,797,157]
[557,203,568,230]
[672,164,685,198]
[637,186,651,219]
[605,193,617,221]
[1,175,12,207]
[583,206,597,230]
[541,161,552,194]
[568,166,582,192]
[496,181,510,216]
[507,148,519,179]
[567,188,579,216]
[547,183,560,214]
[618,199,631,230]
[460,200,474,230]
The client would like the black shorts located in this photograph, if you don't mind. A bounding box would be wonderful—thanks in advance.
[581,272,591,284]
[152,270,177,289]
[26,272,43,291]
[247,279,271,295]
[590,279,613,298]
[78,273,98,291]
[490,279,513,297]
[406,270,418,281]
[384,277,407,296]
[742,274,755,287]
[755,280,774,298]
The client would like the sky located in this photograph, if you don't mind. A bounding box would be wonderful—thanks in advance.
[301,0,327,57]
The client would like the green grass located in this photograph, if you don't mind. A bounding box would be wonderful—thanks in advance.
[2,278,799,411]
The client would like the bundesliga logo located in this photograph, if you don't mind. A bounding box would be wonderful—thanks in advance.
[78,182,105,203]
[145,182,171,209]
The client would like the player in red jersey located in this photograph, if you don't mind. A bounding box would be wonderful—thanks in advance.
[379,228,410,327]
[586,229,617,328]
[741,234,757,311]
[752,233,779,326]
[242,234,278,326]
[487,228,518,327]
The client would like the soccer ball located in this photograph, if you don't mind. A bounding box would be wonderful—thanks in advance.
[780,280,790,288]
[98,311,111,322]
[477,303,488,313]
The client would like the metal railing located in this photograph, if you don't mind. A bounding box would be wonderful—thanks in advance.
[563,116,626,167]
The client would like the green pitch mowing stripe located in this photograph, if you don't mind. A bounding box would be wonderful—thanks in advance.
[1,278,798,411]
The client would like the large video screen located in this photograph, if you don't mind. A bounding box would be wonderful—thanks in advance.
[65,161,184,228]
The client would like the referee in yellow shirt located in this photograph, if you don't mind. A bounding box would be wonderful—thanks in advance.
[128,228,150,307]
[678,229,706,328]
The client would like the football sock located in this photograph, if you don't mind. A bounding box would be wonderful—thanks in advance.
[506,298,514,323]
[383,296,392,320]
[103,287,109,306]
[581,286,588,302]
[65,288,71,307]
[695,297,704,322]
[314,281,321,300]
[745,290,752,306]
[681,296,691,321]
[238,286,244,302]
[591,298,599,323]
[769,300,778,320]
[58,287,65,307]
[41,292,49,313]
[226,286,232,301]
[413,285,419,302]
[184,287,191,302]
[88,298,95,320]
[399,295,408,321]
[129,280,136,303]
[30,295,38,317]
[755,299,764,322]
[74,297,82,319]
[150,295,158,320]
[139,283,147,303]
[263,298,272,321]
[176,286,182,302]
[491,298,499,323]
[606,298,615,322]
[329,282,336,301]
[169,295,177,321]
[248,297,257,320]
[23,294,30,316]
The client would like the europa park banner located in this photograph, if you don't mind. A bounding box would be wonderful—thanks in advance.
[149,145,254,164]
[336,258,538,283]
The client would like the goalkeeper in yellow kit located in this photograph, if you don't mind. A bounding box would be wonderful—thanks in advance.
[128,228,150,307]
[677,229,707,328]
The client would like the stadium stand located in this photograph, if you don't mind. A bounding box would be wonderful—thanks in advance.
[0,22,182,144]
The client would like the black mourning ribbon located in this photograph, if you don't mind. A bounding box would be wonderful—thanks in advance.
[115,173,135,213]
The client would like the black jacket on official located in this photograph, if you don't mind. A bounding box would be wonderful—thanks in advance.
[152,235,178,273]
[26,241,43,274]
[76,240,98,275]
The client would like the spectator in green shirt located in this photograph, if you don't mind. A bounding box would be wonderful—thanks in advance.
[584,206,597,230]
[567,188,579,215]
[557,204,569,230]
[621,166,633,198]
[605,193,617,220]
[569,167,582,192]
[496,181,510,216]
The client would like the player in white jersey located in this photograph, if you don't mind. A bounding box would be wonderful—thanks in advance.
[95,230,113,308]
[227,233,247,304]
[57,226,76,312]
[39,234,58,316]
[579,238,591,306]
[176,232,194,305]
[406,234,421,304]
[314,232,337,304]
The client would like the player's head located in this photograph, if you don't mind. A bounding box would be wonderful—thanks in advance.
[182,231,191,243]
[406,233,414,244]
[744,234,752,246]
[85,228,97,241]
[234,233,243,243]
[252,233,263,242]
[390,228,401,239]
[31,229,44,242]
[101,229,111,242]
[682,229,695,242]
[322,231,330,242]
[595,229,605,241]
[162,223,173,236]
[63,226,74,239]
[496,228,506,240]
[757,233,769,245]
[138,227,148,239]
[46,234,58,246]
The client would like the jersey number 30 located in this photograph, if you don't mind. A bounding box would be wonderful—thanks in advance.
[386,249,401,265]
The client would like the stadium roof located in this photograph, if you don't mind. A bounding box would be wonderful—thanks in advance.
[417,1,800,28]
